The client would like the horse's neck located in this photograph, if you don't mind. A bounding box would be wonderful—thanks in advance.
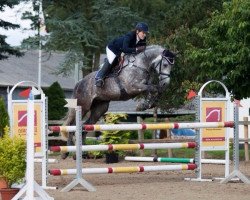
[135,47,162,66]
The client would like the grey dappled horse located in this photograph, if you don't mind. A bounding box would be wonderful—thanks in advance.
[61,45,176,159]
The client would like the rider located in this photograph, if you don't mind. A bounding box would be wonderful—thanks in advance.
[95,22,149,87]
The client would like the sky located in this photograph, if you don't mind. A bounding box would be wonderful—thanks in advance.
[0,2,35,47]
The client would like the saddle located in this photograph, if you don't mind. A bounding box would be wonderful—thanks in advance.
[106,56,129,78]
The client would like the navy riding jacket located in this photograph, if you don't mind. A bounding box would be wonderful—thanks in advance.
[107,31,147,56]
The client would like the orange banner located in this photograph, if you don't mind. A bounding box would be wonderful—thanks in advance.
[201,101,226,148]
[13,103,42,153]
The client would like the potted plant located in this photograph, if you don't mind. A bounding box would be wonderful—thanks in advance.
[101,113,131,163]
[0,130,26,200]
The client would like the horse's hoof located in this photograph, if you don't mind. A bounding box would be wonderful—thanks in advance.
[61,152,69,160]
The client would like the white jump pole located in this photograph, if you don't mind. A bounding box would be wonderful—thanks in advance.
[125,156,226,164]
[49,164,197,176]
[50,142,196,153]
[49,121,234,132]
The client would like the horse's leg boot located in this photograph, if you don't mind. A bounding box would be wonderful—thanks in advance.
[95,60,112,87]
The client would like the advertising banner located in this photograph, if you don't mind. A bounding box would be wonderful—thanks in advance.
[12,102,42,153]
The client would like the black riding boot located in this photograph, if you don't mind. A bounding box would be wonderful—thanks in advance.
[95,60,112,87]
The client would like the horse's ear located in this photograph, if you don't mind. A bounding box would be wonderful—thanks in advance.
[163,49,176,58]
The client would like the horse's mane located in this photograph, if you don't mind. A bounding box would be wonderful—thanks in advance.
[129,45,163,66]
[134,45,164,60]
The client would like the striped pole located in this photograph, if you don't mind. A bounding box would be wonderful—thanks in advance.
[125,156,226,164]
[125,156,194,163]
[49,121,234,132]
[49,164,197,176]
[50,142,196,153]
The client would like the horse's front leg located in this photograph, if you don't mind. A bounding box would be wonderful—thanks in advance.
[131,81,158,94]
[136,92,159,111]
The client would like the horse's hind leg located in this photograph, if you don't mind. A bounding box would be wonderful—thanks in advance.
[60,108,76,159]
[61,108,76,140]
[71,101,110,160]
[83,101,110,141]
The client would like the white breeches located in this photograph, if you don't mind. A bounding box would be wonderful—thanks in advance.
[106,46,116,64]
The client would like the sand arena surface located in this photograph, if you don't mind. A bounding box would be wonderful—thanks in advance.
[31,156,250,200]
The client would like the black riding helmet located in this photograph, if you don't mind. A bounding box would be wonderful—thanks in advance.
[135,22,149,33]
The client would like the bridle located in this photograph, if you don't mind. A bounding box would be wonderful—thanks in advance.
[154,54,175,82]
[129,50,175,81]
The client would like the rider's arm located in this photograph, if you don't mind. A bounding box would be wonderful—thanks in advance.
[122,33,137,54]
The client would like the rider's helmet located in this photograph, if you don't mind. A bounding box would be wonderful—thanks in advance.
[135,22,149,33]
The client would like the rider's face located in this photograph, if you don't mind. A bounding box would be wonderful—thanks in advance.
[137,31,146,40]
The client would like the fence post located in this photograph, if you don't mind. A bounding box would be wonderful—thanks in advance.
[137,116,144,156]
[243,117,249,162]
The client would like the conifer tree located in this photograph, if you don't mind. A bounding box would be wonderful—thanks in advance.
[44,82,67,120]
[0,0,23,59]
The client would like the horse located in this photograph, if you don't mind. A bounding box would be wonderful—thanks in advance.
[61,45,176,159]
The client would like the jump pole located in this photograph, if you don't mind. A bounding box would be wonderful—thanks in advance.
[50,142,196,153]
[49,164,197,176]
[124,156,226,164]
[49,121,234,132]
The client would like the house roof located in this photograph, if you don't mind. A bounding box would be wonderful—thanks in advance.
[0,50,75,89]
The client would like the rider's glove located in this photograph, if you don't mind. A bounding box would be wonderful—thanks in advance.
[136,46,146,54]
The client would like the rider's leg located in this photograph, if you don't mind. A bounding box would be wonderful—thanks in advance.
[95,46,117,87]
[95,59,112,87]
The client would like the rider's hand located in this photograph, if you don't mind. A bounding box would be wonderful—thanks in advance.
[136,46,146,54]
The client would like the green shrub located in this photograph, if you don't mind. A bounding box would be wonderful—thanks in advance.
[101,113,131,145]
[0,134,26,188]
[44,82,67,120]
[0,97,9,138]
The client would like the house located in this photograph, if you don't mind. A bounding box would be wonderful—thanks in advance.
[0,50,75,104]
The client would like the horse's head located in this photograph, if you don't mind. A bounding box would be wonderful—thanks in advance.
[151,48,176,87]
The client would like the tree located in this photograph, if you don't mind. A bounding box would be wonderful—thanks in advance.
[0,97,9,137]
[152,0,224,110]
[186,0,250,99]
[42,0,139,76]
[0,0,24,59]
[44,82,67,120]
[20,0,41,49]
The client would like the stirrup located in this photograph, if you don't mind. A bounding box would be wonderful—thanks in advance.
[95,79,104,87]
